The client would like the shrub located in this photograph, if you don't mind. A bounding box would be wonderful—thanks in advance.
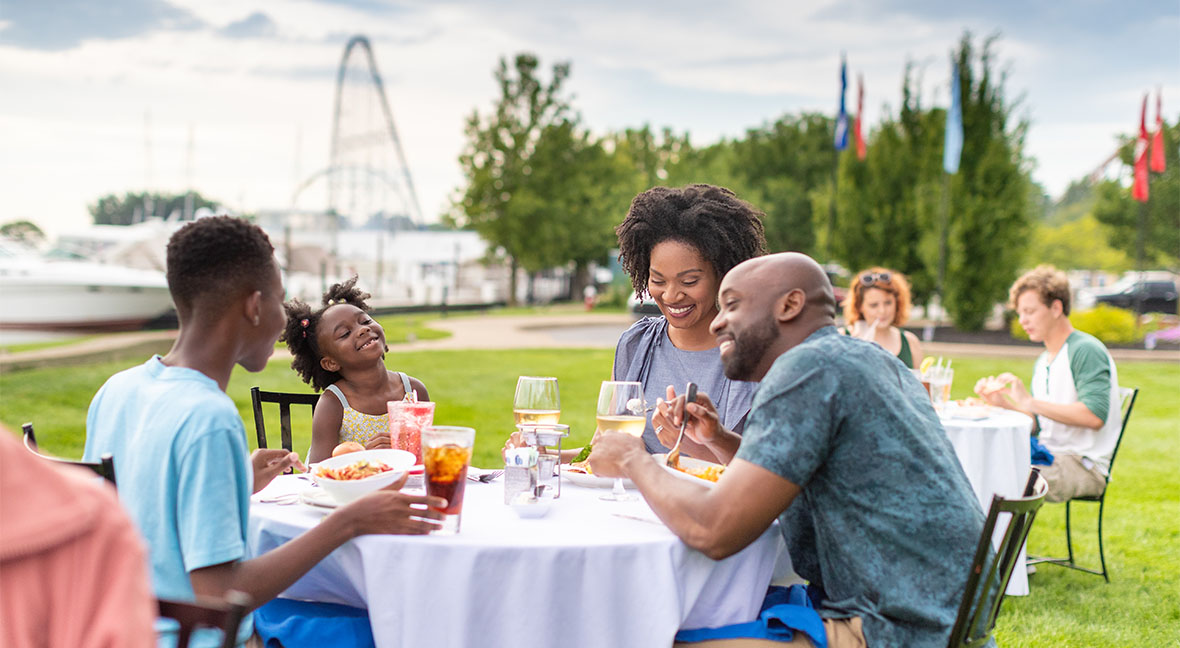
[1011,305,1142,344]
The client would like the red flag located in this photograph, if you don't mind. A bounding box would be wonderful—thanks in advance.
[1132,94,1150,202]
[1150,89,1166,173]
[854,74,866,160]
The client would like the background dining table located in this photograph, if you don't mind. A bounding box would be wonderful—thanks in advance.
[248,470,793,648]
[940,406,1034,596]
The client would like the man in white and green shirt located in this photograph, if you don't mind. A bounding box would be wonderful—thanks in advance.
[976,265,1122,503]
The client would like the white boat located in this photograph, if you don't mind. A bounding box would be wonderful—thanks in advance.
[0,239,174,331]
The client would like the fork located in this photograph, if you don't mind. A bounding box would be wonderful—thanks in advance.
[665,382,698,469]
[468,469,504,483]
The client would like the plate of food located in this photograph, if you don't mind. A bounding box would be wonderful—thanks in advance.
[560,462,635,489]
[299,487,339,509]
[311,448,415,504]
[653,454,725,486]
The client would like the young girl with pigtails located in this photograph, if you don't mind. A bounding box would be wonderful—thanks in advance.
[281,277,429,463]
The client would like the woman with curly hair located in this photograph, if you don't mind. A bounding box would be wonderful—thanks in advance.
[282,277,429,463]
[612,184,768,462]
[840,267,924,369]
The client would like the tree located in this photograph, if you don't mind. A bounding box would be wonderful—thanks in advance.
[828,33,1034,329]
[0,220,46,245]
[1092,118,1179,269]
[89,191,219,225]
[450,53,573,305]
[728,113,835,255]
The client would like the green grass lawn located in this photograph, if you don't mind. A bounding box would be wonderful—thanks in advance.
[1,349,1176,645]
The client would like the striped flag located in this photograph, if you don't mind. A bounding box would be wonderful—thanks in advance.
[835,55,849,151]
[854,73,866,160]
[1150,88,1166,173]
[1132,93,1150,202]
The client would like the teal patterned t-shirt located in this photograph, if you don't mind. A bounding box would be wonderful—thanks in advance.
[736,326,986,648]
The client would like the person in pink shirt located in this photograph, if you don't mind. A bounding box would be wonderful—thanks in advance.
[0,430,156,647]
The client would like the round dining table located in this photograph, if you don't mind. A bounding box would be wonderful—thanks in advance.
[248,471,792,648]
[940,406,1034,596]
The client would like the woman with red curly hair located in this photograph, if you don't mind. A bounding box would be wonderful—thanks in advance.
[840,267,924,369]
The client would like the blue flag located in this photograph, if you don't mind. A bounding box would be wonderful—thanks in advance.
[834,56,849,151]
[943,61,963,174]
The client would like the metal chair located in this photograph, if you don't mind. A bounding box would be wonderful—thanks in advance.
[1028,386,1138,582]
[22,422,117,488]
[947,472,1049,648]
[250,386,319,451]
[157,590,251,648]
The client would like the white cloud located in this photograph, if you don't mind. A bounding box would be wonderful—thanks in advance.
[1,0,1176,239]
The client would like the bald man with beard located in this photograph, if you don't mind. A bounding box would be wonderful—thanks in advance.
[590,253,985,648]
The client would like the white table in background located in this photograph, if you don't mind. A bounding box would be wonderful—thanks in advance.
[941,407,1033,596]
[248,474,792,648]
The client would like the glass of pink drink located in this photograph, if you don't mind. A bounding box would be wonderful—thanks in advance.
[388,400,435,464]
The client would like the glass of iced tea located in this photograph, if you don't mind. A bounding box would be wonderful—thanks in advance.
[422,425,476,535]
[388,400,436,464]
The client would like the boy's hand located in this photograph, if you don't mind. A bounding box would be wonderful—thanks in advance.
[334,473,446,536]
[251,449,305,493]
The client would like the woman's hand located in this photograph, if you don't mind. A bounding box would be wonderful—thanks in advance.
[851,318,888,342]
[653,385,722,448]
[250,449,306,493]
[501,430,525,463]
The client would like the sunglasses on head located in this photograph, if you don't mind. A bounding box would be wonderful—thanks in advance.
[860,272,892,287]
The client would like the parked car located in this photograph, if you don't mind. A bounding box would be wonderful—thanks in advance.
[1084,272,1179,314]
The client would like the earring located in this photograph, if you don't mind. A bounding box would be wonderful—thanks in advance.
[253,315,260,326]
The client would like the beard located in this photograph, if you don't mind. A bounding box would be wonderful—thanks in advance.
[721,313,778,381]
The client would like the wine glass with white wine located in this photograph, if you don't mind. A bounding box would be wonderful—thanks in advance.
[514,376,561,425]
[596,380,646,502]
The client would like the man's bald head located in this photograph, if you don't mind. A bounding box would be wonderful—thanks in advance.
[726,252,837,321]
[711,253,836,381]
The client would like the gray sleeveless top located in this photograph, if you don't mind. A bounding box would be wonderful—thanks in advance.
[612,317,758,453]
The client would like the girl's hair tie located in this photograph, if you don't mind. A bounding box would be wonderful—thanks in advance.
[326,298,336,306]
[300,318,309,328]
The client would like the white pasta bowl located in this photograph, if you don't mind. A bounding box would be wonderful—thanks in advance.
[311,449,415,504]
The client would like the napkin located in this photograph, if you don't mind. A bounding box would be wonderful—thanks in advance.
[254,598,375,648]
[1030,436,1055,466]
[674,585,827,647]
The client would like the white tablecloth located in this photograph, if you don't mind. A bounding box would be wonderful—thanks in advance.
[248,474,791,648]
[941,408,1033,596]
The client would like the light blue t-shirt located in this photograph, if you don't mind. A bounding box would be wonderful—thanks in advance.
[85,356,253,647]
[736,327,986,648]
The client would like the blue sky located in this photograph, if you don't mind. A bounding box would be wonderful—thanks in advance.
[1,0,1177,237]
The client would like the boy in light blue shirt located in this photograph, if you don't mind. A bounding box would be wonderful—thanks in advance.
[85,216,446,646]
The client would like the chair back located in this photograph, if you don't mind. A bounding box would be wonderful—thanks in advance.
[947,473,1049,648]
[250,387,319,451]
[157,590,251,648]
[22,423,117,488]
[1103,387,1138,485]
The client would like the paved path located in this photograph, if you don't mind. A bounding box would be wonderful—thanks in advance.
[3,313,1176,372]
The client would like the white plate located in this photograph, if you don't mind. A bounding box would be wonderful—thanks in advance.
[299,487,339,509]
[560,465,635,489]
[653,454,723,487]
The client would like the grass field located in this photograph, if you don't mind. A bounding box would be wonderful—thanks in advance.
[1,343,1176,646]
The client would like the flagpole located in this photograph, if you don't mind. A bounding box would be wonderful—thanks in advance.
[937,170,950,326]
[828,148,839,260]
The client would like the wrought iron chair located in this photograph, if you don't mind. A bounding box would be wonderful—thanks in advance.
[250,386,319,452]
[157,590,251,648]
[1028,386,1138,582]
[22,422,117,488]
[947,471,1048,648]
